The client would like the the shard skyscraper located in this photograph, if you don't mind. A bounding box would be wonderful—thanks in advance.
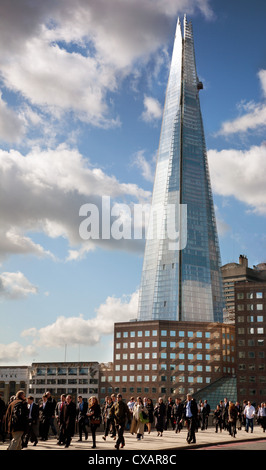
[137,16,224,323]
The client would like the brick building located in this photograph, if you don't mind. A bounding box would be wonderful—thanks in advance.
[109,320,235,402]
[235,281,266,405]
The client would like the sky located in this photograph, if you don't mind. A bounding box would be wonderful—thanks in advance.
[0,0,266,366]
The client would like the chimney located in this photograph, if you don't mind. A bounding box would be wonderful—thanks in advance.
[239,254,248,268]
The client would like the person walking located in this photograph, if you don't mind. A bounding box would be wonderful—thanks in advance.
[213,405,222,433]
[39,394,51,441]
[171,397,183,433]
[77,395,88,441]
[127,396,135,431]
[244,401,255,433]
[45,391,57,437]
[222,397,229,431]
[0,394,6,443]
[165,397,175,430]
[202,400,210,430]
[110,393,117,439]
[109,393,131,450]
[257,403,266,432]
[235,401,242,430]
[87,396,101,449]
[154,398,166,437]
[181,394,198,444]
[64,394,77,448]
[55,394,66,445]
[102,396,113,441]
[130,396,148,441]
[228,402,238,437]
[146,398,154,434]
[24,396,39,447]
[5,390,28,450]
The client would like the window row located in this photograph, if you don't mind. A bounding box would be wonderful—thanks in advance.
[116,330,213,339]
[237,328,264,335]
[237,304,264,311]
[114,353,221,361]
[116,341,214,349]
[237,292,263,299]
[237,315,264,322]
[114,364,215,372]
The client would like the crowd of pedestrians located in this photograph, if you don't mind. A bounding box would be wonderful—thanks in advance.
[0,391,266,450]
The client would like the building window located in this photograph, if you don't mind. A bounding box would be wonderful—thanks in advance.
[256,292,263,299]
[257,304,263,311]
[116,332,121,338]
[130,331,135,337]
[123,332,128,338]
[170,331,176,336]
[161,330,167,336]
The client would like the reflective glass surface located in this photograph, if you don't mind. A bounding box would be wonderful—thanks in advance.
[137,17,224,323]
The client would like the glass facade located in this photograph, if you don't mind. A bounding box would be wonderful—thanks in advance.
[137,16,224,323]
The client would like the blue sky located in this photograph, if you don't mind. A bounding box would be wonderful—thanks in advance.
[0,0,266,365]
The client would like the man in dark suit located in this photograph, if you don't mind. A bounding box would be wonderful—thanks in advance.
[64,395,77,448]
[202,400,211,430]
[24,395,39,447]
[77,395,88,441]
[55,394,66,445]
[181,394,198,444]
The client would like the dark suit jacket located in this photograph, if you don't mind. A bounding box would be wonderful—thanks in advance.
[65,401,76,436]
[28,402,39,423]
[77,400,88,421]
[183,399,198,420]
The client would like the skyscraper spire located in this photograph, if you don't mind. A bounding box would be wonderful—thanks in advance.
[137,16,224,323]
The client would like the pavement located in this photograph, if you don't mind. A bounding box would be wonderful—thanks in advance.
[1,425,266,451]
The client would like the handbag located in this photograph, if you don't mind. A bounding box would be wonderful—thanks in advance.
[90,417,101,425]
[139,411,149,424]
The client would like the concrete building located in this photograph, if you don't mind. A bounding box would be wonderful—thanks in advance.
[0,366,29,403]
[28,362,99,403]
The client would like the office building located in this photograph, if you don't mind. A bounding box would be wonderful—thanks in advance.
[137,16,224,323]
[235,281,266,405]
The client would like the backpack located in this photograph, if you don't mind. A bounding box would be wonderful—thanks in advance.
[11,401,25,431]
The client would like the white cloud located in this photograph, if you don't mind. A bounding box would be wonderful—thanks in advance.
[217,69,266,136]
[0,271,38,300]
[0,0,213,129]
[141,95,163,123]
[133,150,155,182]
[22,290,139,348]
[0,144,151,260]
[208,144,266,215]
[0,342,36,363]
[0,92,26,142]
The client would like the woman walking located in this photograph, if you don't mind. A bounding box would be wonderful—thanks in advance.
[87,396,101,448]
[102,396,113,441]
[154,398,166,437]
[130,397,148,440]
[228,402,238,437]
[146,398,154,434]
